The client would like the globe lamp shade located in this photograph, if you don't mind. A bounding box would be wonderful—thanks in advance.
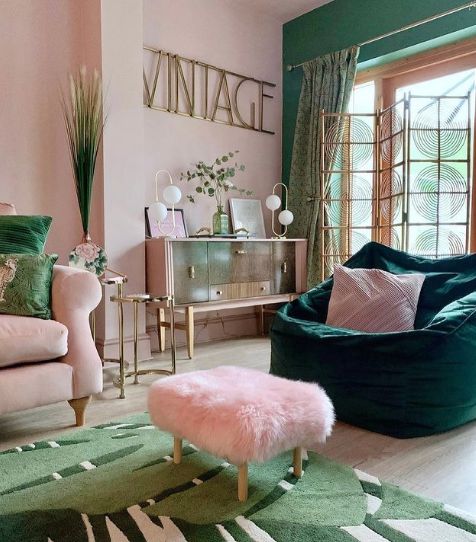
[149,201,168,223]
[163,185,182,205]
[278,209,294,226]
[265,194,281,211]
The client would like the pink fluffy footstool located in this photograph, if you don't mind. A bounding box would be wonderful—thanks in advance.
[148,365,335,502]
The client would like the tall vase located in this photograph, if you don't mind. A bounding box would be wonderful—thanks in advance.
[213,205,229,235]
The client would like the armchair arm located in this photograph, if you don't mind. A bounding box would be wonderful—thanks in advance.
[51,265,103,398]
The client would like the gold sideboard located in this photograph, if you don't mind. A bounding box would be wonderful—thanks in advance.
[146,238,307,357]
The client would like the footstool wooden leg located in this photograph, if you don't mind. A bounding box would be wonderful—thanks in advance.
[238,463,248,502]
[173,437,182,464]
[293,447,303,478]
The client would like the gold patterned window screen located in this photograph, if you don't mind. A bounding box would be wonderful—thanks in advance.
[319,112,378,279]
[406,93,471,258]
[319,93,471,280]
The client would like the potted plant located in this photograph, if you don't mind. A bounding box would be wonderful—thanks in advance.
[62,66,107,275]
[180,151,251,234]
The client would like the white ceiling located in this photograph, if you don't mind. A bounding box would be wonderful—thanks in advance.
[233,0,334,23]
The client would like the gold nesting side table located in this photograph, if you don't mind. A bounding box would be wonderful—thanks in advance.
[110,293,176,399]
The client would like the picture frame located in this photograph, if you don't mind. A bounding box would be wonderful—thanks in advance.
[145,207,188,238]
[229,198,266,238]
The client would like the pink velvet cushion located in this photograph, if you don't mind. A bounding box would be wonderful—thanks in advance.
[148,366,334,465]
[0,314,68,368]
[326,265,425,333]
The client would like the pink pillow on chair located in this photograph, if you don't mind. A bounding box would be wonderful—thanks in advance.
[326,265,425,333]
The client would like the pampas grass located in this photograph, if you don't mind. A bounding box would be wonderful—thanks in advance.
[62,66,104,238]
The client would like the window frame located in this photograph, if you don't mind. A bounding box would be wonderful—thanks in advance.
[355,36,476,251]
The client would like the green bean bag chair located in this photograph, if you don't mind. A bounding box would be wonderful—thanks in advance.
[270,242,476,438]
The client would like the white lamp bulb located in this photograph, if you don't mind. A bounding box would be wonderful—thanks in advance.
[265,194,281,211]
[149,201,168,223]
[163,185,182,205]
[278,209,294,226]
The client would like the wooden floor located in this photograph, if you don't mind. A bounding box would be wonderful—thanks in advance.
[1,336,476,515]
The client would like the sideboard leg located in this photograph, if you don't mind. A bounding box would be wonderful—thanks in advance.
[186,306,194,359]
[157,308,166,352]
[256,305,265,336]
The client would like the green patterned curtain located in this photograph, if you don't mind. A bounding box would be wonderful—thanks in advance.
[288,46,359,288]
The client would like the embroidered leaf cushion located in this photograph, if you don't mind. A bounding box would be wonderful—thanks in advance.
[326,264,425,332]
[0,254,58,319]
[0,215,52,254]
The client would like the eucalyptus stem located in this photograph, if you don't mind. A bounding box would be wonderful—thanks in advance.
[180,151,251,205]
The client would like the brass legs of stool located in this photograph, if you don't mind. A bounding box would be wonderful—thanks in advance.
[172,438,303,503]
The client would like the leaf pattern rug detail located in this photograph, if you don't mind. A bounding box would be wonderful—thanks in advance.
[1,413,475,541]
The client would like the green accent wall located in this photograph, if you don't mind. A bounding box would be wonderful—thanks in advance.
[283,0,476,184]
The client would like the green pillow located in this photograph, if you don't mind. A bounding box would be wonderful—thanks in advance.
[0,254,58,319]
[0,215,52,254]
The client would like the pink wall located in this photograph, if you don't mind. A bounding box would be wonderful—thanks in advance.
[0,0,102,263]
[142,0,283,346]
[99,0,148,356]
[143,0,283,236]
[0,0,283,353]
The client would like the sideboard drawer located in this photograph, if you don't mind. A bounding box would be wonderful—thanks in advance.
[172,241,209,304]
[210,281,270,301]
[208,242,271,284]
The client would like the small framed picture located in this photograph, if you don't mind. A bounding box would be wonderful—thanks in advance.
[145,207,188,238]
[229,198,266,238]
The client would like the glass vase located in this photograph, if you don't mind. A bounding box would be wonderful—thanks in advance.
[213,205,229,235]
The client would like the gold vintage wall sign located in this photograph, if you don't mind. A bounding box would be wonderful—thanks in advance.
[143,47,275,134]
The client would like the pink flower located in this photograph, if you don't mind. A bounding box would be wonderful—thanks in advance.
[75,242,100,263]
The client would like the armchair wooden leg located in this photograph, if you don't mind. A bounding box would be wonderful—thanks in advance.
[68,396,91,427]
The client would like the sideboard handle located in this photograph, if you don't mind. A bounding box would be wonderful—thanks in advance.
[216,290,223,295]
[260,286,266,291]
[235,250,247,255]
[188,266,195,279]
[281,261,288,274]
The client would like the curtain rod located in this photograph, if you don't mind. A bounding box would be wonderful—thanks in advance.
[286,1,476,71]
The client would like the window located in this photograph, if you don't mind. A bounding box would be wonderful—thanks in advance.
[319,39,476,279]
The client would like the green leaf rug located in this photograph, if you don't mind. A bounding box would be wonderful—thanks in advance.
[0,413,475,541]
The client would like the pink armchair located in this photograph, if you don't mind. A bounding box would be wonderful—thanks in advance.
[0,265,103,426]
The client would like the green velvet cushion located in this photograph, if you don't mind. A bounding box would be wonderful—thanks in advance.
[0,215,52,254]
[0,254,58,319]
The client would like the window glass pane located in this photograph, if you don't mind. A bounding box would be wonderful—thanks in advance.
[396,68,476,100]
[349,81,375,114]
